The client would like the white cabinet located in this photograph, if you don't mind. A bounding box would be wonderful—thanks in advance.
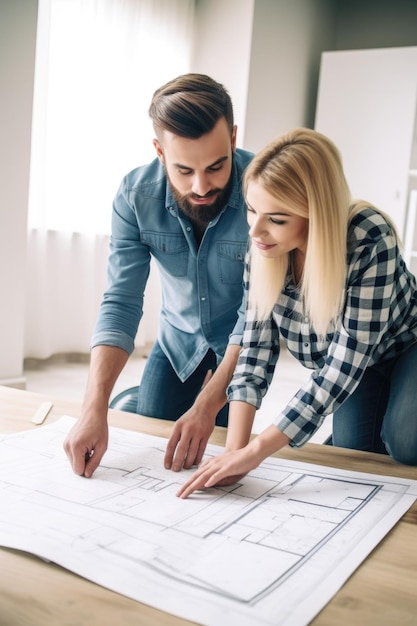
[315,46,417,274]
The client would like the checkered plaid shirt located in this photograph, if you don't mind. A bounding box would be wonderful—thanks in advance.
[227,208,417,447]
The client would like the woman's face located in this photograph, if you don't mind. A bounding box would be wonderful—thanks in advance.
[246,180,309,258]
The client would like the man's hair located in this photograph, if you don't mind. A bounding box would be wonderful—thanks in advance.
[148,73,234,139]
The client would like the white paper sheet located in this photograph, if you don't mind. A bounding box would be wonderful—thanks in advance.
[0,416,416,626]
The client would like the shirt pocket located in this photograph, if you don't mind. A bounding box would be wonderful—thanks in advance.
[217,241,246,284]
[141,231,188,277]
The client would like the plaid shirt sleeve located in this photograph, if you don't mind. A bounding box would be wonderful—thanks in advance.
[227,210,416,447]
[227,252,281,408]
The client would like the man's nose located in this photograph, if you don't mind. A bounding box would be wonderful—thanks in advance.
[192,173,211,197]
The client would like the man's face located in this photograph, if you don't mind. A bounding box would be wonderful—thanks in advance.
[153,117,237,223]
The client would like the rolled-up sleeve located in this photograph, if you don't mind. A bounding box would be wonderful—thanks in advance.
[91,179,151,354]
[227,308,281,408]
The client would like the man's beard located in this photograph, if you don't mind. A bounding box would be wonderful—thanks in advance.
[168,173,234,224]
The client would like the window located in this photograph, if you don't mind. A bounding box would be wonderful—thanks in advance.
[29,0,194,234]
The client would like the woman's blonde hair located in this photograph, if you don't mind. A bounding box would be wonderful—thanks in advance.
[244,127,381,337]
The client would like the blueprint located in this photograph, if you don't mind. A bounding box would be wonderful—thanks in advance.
[0,416,416,626]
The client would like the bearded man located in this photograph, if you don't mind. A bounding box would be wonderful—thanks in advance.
[64,74,253,478]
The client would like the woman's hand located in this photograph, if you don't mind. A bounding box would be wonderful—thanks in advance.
[176,446,258,498]
[176,424,291,499]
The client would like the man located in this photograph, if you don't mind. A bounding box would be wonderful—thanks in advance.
[64,74,253,477]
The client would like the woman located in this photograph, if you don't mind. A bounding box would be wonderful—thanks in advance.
[178,127,417,498]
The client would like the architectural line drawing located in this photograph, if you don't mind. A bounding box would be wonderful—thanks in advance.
[0,416,416,626]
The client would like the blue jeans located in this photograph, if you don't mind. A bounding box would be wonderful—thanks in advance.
[135,341,229,426]
[332,342,417,465]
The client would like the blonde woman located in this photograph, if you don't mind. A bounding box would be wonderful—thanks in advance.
[178,127,417,498]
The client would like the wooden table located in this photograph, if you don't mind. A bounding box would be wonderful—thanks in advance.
[0,385,416,626]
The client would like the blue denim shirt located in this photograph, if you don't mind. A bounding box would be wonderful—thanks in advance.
[91,148,253,381]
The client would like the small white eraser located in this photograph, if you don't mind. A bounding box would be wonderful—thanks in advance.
[31,401,53,425]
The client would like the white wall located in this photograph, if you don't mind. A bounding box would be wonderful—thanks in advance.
[193,0,336,153]
[193,0,417,153]
[192,0,255,148]
[243,0,335,152]
[0,0,38,386]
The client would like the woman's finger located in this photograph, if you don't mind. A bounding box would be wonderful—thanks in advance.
[177,459,231,498]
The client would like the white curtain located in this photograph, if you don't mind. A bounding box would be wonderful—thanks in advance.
[24,229,161,358]
[25,0,193,358]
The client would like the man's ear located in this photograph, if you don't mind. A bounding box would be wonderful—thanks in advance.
[231,125,237,153]
[153,138,164,163]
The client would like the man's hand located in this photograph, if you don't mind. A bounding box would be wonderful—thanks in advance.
[164,407,217,471]
[63,415,109,478]
[164,343,241,472]
[63,344,129,477]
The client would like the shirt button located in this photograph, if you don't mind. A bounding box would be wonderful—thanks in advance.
[186,226,191,232]
[201,297,206,301]
[304,342,309,347]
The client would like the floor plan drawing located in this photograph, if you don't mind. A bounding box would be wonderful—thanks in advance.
[0,416,416,626]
